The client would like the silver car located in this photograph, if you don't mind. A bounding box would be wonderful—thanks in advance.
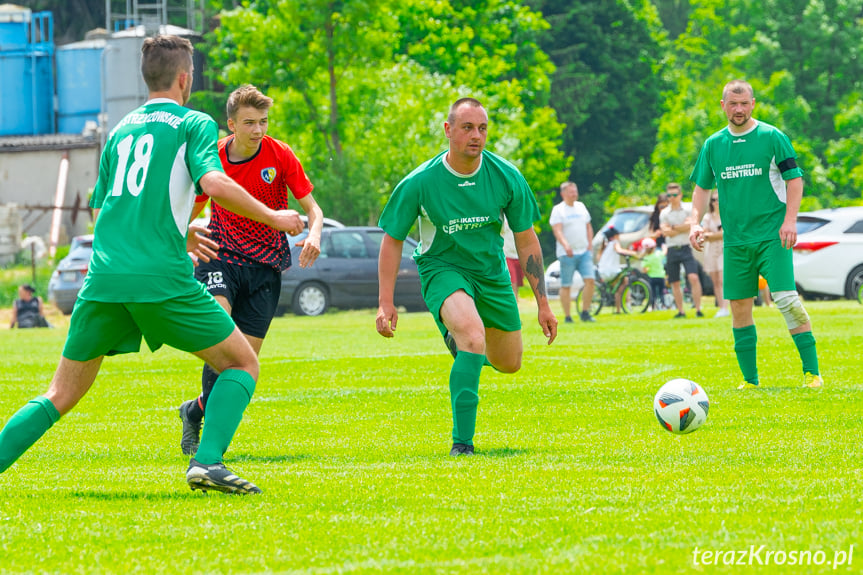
[47,234,93,314]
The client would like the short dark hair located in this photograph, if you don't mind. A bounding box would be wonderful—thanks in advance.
[723,79,754,101]
[226,84,273,119]
[448,97,484,124]
[141,35,193,92]
[21,283,35,293]
[604,227,619,239]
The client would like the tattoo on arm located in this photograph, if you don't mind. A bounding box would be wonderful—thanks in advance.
[525,254,546,298]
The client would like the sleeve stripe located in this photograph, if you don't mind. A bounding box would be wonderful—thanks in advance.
[778,158,798,173]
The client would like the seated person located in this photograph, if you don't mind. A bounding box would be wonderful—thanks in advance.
[597,227,639,313]
[10,284,49,328]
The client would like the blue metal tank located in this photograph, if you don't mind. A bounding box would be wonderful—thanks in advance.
[56,38,105,133]
[0,7,54,136]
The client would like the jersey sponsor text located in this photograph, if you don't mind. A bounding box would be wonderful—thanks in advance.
[720,163,763,180]
[442,215,492,234]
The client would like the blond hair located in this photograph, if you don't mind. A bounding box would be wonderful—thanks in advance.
[226,85,273,119]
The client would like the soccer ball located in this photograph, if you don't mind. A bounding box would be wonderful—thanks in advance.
[653,378,710,434]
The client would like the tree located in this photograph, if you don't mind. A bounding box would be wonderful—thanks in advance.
[212,0,569,225]
[18,0,103,44]
[650,0,863,207]
[526,0,667,221]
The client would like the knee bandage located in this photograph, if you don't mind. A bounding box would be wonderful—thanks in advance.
[771,291,809,330]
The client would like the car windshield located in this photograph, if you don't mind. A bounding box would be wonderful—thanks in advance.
[366,229,417,258]
[604,211,650,234]
[70,237,93,251]
[66,245,93,260]
[796,216,829,234]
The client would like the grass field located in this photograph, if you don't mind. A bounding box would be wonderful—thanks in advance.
[0,300,861,574]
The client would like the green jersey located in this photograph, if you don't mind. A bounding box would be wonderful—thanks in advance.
[641,250,666,279]
[379,150,540,279]
[690,120,803,247]
[82,99,223,302]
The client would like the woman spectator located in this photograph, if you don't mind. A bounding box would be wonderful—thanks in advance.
[701,193,729,317]
[648,192,669,252]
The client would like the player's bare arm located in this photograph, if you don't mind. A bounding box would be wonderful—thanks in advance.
[688,185,711,251]
[781,177,804,249]
[376,233,404,338]
[296,194,323,268]
[514,228,558,344]
[199,171,303,236]
[186,222,219,265]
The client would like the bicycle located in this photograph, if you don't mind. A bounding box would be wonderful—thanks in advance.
[576,256,652,315]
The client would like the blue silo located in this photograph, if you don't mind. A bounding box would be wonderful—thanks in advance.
[56,38,105,134]
[0,7,55,136]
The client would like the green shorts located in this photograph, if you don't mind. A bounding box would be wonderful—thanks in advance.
[63,285,236,362]
[724,239,796,300]
[420,263,521,338]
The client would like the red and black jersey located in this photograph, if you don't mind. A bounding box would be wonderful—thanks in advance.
[197,135,313,271]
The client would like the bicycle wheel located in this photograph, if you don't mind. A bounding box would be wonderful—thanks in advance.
[623,278,651,314]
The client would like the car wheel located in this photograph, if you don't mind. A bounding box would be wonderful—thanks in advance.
[845,264,863,300]
[292,282,329,316]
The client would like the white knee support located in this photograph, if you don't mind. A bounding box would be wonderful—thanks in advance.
[771,290,809,330]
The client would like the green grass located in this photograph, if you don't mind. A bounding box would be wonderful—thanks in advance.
[0,301,861,574]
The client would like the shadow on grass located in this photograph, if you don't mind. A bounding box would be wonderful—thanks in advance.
[67,491,204,500]
[232,453,314,464]
[477,447,529,458]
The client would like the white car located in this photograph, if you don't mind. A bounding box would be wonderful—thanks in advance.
[794,206,863,299]
[544,259,584,300]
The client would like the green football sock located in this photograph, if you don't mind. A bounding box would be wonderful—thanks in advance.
[733,325,759,385]
[449,351,484,445]
[792,331,819,375]
[194,369,256,465]
[0,396,60,474]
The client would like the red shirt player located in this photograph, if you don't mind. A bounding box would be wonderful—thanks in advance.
[178,85,324,456]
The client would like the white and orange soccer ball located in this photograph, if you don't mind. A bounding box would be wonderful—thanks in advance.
[653,378,710,434]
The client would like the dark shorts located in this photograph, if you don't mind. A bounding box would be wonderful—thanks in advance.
[194,258,282,339]
[665,245,699,283]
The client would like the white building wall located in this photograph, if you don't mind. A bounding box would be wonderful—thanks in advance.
[0,145,99,244]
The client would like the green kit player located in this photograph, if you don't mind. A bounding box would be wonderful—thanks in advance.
[376,98,558,456]
[688,79,822,389]
[0,35,304,493]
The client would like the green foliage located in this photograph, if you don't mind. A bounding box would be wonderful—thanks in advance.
[1,303,862,572]
[529,0,667,196]
[210,0,568,226]
[649,0,863,206]
[0,264,54,308]
[601,158,658,216]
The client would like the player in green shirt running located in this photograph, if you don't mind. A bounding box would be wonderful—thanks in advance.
[0,35,304,493]
[376,98,558,456]
[688,79,822,390]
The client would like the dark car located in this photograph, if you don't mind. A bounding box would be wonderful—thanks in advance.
[47,234,93,314]
[277,226,426,316]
